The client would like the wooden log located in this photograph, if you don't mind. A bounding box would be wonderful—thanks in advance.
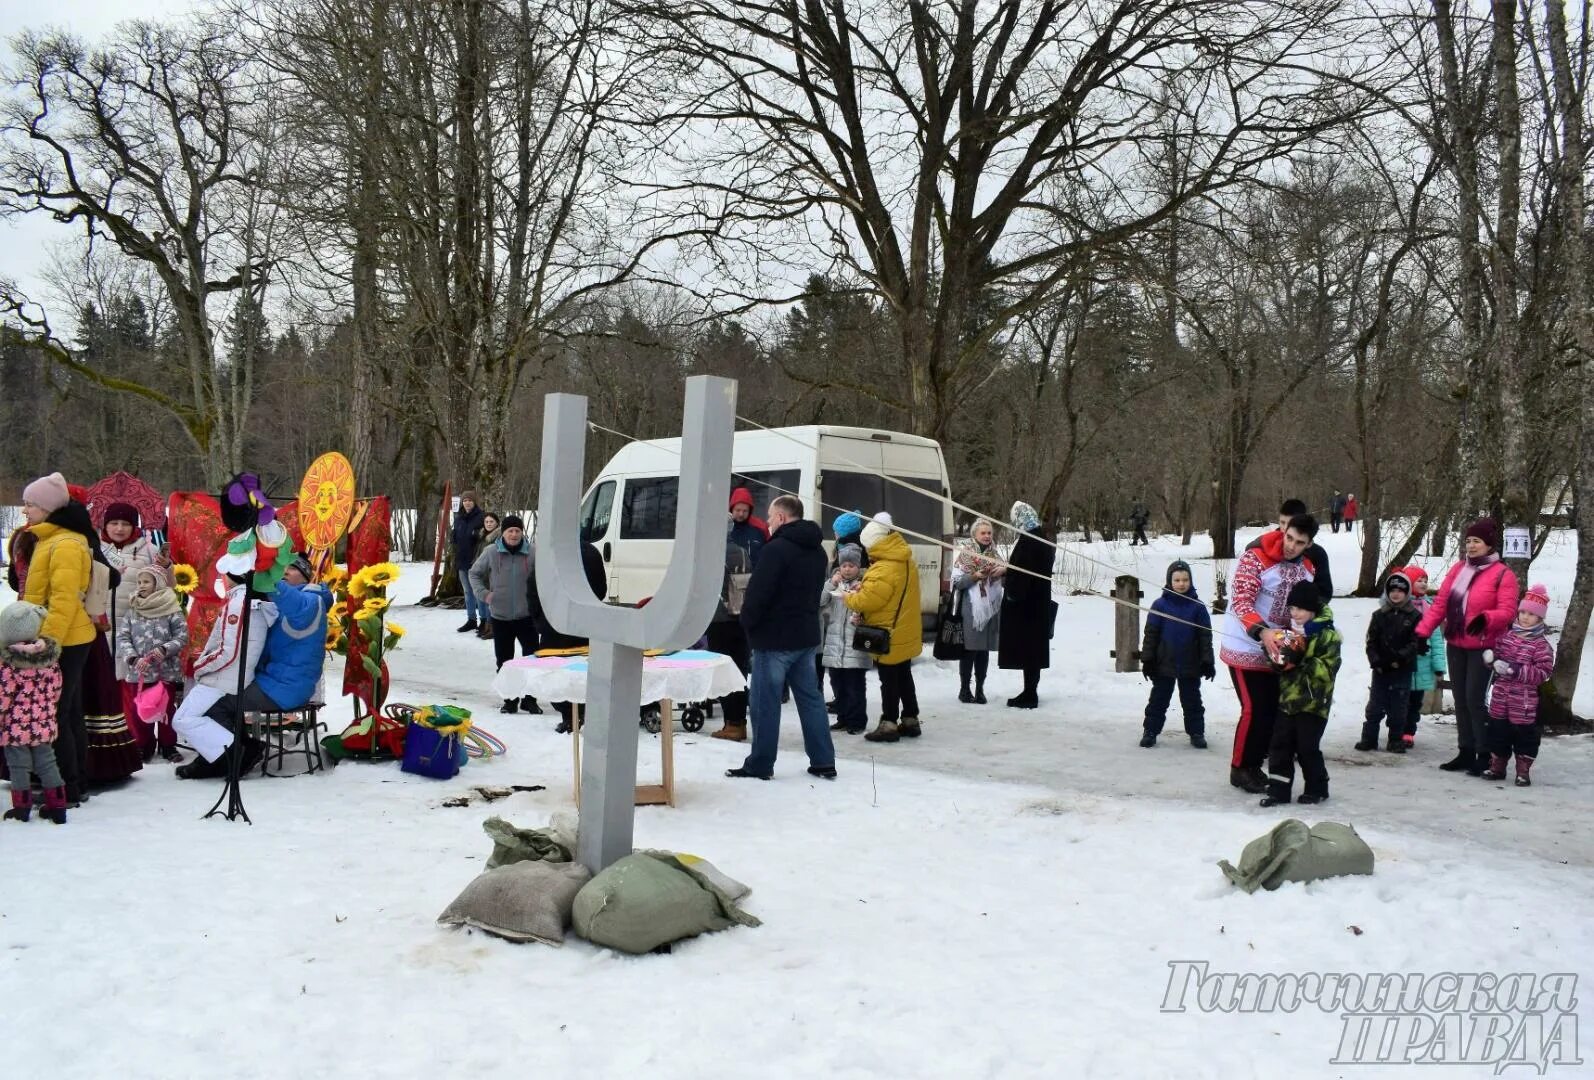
[1111,574,1143,673]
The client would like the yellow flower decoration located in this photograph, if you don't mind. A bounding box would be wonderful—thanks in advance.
[362,562,401,588]
[385,622,406,640]
[325,631,346,651]
[171,564,200,595]
[320,565,348,588]
[356,598,390,619]
[348,575,370,600]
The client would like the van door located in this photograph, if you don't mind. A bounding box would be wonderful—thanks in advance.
[578,480,618,599]
[613,475,678,604]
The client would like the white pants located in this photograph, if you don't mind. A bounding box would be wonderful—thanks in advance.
[171,685,233,762]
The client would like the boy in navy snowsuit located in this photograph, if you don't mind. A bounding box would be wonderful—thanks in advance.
[1139,560,1214,748]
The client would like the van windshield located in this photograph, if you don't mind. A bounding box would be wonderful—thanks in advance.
[820,471,946,542]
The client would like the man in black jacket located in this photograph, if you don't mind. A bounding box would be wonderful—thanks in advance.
[727,495,835,781]
[451,492,486,632]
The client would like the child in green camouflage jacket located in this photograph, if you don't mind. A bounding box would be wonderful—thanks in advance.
[1262,581,1342,807]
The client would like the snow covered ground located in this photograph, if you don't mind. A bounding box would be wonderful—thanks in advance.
[4,527,1592,1078]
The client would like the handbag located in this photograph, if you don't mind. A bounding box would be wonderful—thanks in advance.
[933,592,964,660]
[133,679,170,723]
[853,572,908,656]
[83,560,111,621]
[401,705,473,780]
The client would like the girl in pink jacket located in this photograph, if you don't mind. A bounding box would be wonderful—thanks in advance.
[0,602,67,824]
[1481,584,1554,786]
[1415,517,1520,776]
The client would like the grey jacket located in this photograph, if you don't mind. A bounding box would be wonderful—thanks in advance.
[115,608,189,685]
[469,539,534,622]
[951,562,1002,653]
[818,581,871,670]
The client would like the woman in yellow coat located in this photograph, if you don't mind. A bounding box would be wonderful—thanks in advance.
[845,514,922,742]
[19,473,96,804]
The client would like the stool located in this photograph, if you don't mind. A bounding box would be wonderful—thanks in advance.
[247,703,326,776]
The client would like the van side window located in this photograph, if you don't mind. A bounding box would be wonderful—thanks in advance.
[731,469,801,520]
[818,472,882,531]
[883,476,946,542]
[580,480,615,542]
[621,476,679,539]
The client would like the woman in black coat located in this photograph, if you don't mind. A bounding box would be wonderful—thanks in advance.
[451,492,486,633]
[997,501,1057,709]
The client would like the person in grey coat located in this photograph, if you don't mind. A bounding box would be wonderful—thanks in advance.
[819,544,871,734]
[952,518,1003,703]
[468,514,540,714]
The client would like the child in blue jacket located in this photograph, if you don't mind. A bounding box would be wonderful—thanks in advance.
[1139,560,1214,748]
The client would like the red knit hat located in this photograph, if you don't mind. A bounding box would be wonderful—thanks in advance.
[1402,564,1429,583]
[1519,583,1550,620]
[729,487,754,512]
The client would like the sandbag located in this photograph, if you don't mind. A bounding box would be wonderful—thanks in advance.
[437,861,591,945]
[572,852,758,954]
[483,815,574,869]
[1219,819,1374,894]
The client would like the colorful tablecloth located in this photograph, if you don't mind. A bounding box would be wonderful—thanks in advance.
[490,649,745,706]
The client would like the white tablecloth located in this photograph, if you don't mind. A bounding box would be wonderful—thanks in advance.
[490,649,746,706]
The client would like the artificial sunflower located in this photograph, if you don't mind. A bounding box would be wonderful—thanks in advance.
[361,562,402,589]
[347,574,370,600]
[357,596,391,617]
[319,564,349,588]
[385,622,406,640]
[325,630,346,652]
[171,564,200,595]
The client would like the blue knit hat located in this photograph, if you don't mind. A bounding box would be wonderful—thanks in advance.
[833,510,863,539]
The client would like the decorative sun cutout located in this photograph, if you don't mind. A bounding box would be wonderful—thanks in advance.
[298,452,356,549]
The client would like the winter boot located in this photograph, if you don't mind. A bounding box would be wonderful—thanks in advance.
[806,765,837,780]
[42,787,67,825]
[1514,755,1534,787]
[898,717,921,738]
[958,687,975,704]
[1465,752,1487,777]
[520,697,542,715]
[1385,736,1406,754]
[501,698,520,715]
[1006,693,1038,709]
[1481,753,1509,780]
[1139,732,1157,748]
[1438,749,1474,772]
[710,724,747,742]
[456,619,478,633]
[1354,739,1376,752]
[1229,766,1266,794]
[1297,791,1329,805]
[4,788,30,822]
[477,619,493,640]
[864,719,900,743]
[1401,732,1415,747]
[1190,734,1208,749]
[974,686,987,705]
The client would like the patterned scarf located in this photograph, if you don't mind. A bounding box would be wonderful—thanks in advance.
[1445,552,1500,639]
[955,519,999,576]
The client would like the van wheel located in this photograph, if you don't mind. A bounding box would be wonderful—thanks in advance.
[681,707,705,733]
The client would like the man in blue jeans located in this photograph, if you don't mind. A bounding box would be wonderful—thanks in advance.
[726,494,836,781]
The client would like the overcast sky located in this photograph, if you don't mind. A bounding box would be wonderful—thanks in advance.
[0,0,197,310]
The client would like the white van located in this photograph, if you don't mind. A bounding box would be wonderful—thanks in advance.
[578,426,953,634]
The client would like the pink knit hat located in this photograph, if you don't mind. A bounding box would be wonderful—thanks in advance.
[1519,583,1550,621]
[22,472,70,513]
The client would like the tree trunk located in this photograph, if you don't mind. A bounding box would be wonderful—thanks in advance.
[1543,0,1591,724]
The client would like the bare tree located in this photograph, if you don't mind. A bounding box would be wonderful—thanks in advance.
[0,23,276,485]
[625,0,1385,445]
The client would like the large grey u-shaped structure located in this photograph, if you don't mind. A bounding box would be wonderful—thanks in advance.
[535,375,737,872]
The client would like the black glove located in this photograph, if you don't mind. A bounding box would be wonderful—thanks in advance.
[1141,662,1154,681]
[1201,662,1216,682]
[1417,639,1430,655]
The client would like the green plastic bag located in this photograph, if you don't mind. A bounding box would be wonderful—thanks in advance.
[1219,819,1374,894]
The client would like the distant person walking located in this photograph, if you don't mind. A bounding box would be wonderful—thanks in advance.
[1330,491,1346,533]
[997,502,1057,709]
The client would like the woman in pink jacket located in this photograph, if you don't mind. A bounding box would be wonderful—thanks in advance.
[1415,517,1520,776]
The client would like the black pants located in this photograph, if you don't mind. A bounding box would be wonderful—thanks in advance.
[204,683,285,729]
[1229,667,1281,771]
[1448,646,1492,753]
[1144,675,1205,736]
[1407,689,1426,736]
[1362,671,1411,744]
[705,620,750,726]
[1487,717,1541,761]
[1132,525,1148,545]
[828,667,867,731]
[1331,514,1342,533]
[877,660,919,723]
[959,651,989,692]
[52,642,91,801]
[1267,711,1329,801]
[492,617,538,670]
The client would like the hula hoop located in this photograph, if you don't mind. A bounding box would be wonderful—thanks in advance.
[463,727,506,759]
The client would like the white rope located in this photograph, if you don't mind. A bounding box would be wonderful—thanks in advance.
[582,419,1260,644]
